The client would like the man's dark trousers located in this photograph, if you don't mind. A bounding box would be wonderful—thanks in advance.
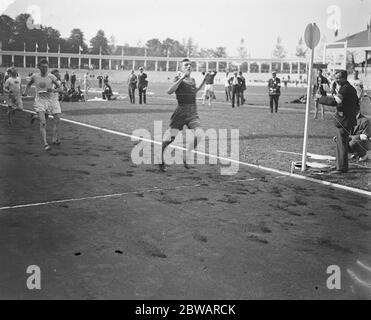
[270,95,279,113]
[129,87,136,104]
[232,86,240,108]
[336,127,350,172]
[139,87,146,104]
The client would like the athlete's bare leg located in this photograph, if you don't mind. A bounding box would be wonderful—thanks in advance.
[38,111,50,150]
[159,129,179,172]
[184,128,203,169]
[314,100,319,119]
[320,104,325,120]
[52,114,61,144]
[7,107,12,125]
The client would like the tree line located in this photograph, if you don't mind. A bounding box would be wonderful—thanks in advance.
[0,13,322,60]
[0,13,227,58]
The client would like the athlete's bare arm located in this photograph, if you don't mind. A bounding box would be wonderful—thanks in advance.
[3,82,10,94]
[51,79,62,93]
[167,73,187,95]
[23,77,35,96]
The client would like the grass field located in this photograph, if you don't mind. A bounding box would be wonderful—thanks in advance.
[56,83,371,190]
[0,84,370,299]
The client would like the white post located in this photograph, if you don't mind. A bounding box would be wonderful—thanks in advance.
[301,47,314,171]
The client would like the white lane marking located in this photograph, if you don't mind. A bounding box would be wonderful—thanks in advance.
[0,178,257,211]
[357,260,371,273]
[347,269,371,288]
[60,117,371,197]
[0,184,203,211]
[2,106,371,198]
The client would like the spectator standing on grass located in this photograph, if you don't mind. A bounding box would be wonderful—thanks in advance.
[283,77,288,90]
[318,70,358,174]
[71,72,76,89]
[138,67,148,105]
[127,70,138,104]
[97,75,103,89]
[229,71,243,108]
[83,72,90,96]
[268,71,281,113]
[64,71,70,88]
[224,72,232,102]
[239,71,246,105]
[313,69,330,120]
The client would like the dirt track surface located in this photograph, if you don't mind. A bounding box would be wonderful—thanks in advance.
[0,108,370,300]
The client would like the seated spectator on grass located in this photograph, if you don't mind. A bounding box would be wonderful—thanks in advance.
[69,86,85,102]
[59,82,70,101]
[349,111,371,162]
[102,81,113,100]
[290,95,307,104]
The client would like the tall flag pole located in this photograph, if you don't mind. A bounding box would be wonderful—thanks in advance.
[302,23,321,172]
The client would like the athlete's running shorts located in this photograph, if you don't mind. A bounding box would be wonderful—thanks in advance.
[8,95,24,111]
[205,84,214,92]
[170,104,201,130]
[34,97,61,115]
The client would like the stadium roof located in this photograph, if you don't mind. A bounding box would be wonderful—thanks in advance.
[337,29,371,48]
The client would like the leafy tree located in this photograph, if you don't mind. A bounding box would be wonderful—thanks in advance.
[295,37,307,58]
[162,38,186,57]
[238,38,247,59]
[0,15,14,50]
[214,47,227,58]
[90,29,110,55]
[109,35,116,55]
[67,28,88,54]
[272,36,287,59]
[182,37,198,57]
[146,38,163,56]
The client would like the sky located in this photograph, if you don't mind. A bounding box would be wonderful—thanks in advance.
[1,0,370,58]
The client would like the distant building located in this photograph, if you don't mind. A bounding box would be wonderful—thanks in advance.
[324,28,371,74]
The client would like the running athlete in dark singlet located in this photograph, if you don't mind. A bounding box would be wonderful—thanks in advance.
[159,59,207,172]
